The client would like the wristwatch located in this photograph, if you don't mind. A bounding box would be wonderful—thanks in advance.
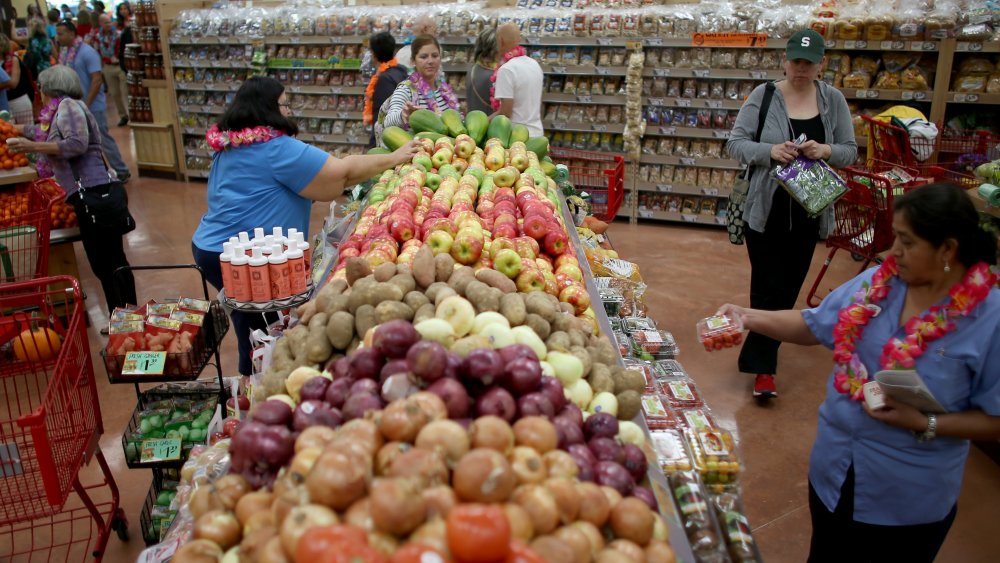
[917,413,938,443]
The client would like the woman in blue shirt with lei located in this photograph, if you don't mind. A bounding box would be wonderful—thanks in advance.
[719,183,1000,562]
[192,76,418,376]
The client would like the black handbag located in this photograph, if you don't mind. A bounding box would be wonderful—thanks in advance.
[727,82,776,245]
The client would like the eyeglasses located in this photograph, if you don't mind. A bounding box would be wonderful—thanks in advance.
[278,103,291,109]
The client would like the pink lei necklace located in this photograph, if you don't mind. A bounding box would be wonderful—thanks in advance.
[832,255,999,400]
[489,45,527,110]
[33,96,67,179]
[58,37,83,66]
[408,71,459,114]
[205,124,284,152]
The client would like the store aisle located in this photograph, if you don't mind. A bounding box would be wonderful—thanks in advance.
[75,124,1000,562]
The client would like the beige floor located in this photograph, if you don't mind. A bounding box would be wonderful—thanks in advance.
[22,122,1000,562]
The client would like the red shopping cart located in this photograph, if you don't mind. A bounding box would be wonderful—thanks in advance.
[862,114,935,168]
[0,276,127,562]
[549,147,625,222]
[0,180,61,283]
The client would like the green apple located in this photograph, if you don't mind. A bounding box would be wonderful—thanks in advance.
[493,248,523,279]
[425,173,442,191]
[546,351,584,386]
[432,148,453,169]
[413,154,433,173]
[511,325,547,360]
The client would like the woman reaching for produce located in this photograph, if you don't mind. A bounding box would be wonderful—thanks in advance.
[726,29,858,399]
[716,183,1000,562]
[375,35,460,147]
[191,76,419,376]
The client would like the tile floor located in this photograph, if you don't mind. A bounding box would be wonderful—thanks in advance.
[43,124,1000,562]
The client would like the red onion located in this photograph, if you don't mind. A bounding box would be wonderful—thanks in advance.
[588,437,625,464]
[567,443,597,468]
[252,400,292,427]
[499,344,538,365]
[348,347,384,380]
[538,377,567,412]
[463,348,506,386]
[554,416,585,448]
[584,412,619,440]
[426,377,471,419]
[517,392,555,418]
[342,392,382,420]
[292,400,343,432]
[505,357,543,395]
[350,378,379,396]
[568,449,595,482]
[475,386,517,422]
[622,443,648,481]
[632,486,658,511]
[406,340,449,383]
[372,319,420,359]
[299,376,331,402]
[594,461,635,495]
[381,373,420,403]
[324,378,351,409]
[557,404,583,428]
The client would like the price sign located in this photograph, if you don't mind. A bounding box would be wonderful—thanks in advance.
[184,127,196,135]
[705,100,723,109]
[675,98,692,107]
[597,38,614,46]
[123,351,167,376]
[659,126,677,135]
[681,213,699,223]
[913,91,927,101]
[855,89,879,99]
[656,184,672,192]
[523,36,540,44]
[843,40,857,49]
[638,210,653,219]
[595,67,611,76]
[330,86,344,94]
[653,68,672,77]
[954,93,980,103]
[313,134,328,143]
[645,38,663,47]
[337,111,350,119]
[140,438,183,463]
[648,98,664,106]
[552,122,567,130]
[346,135,360,144]
[576,95,593,103]
[701,187,720,196]
[714,216,727,225]
[749,71,767,80]
[826,40,838,48]
[692,69,711,78]
[288,86,301,93]
[712,130,730,139]
[918,41,937,51]
[289,37,301,44]
[957,42,984,52]
[855,40,869,49]
[551,65,567,74]
[680,157,696,166]
[201,105,216,114]
[592,124,608,132]
[901,91,914,100]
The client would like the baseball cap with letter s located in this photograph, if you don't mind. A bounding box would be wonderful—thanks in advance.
[786,29,825,63]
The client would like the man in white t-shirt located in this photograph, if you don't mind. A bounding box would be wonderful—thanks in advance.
[493,23,543,137]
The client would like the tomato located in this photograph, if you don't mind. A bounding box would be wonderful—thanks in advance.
[504,541,545,563]
[320,540,387,563]
[446,504,511,563]
[298,525,369,562]
[388,543,448,563]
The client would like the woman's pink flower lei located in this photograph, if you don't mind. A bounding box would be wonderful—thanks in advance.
[831,255,998,401]
[205,124,284,152]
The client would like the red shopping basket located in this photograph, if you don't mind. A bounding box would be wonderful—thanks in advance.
[0,180,60,283]
[549,147,625,222]
[862,115,935,168]
[805,167,911,307]
[0,276,125,561]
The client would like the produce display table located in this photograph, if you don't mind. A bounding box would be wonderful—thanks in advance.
[970,188,1000,219]
[48,227,83,281]
[0,166,38,186]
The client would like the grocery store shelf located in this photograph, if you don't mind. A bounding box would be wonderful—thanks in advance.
[186,170,211,179]
[825,39,940,52]
[264,35,364,45]
[267,63,361,71]
[143,79,168,88]
[544,93,627,105]
[298,132,367,145]
[287,85,366,95]
[175,82,241,92]
[949,92,1000,104]
[644,96,744,110]
[840,88,933,102]
[170,36,253,45]
[178,104,225,115]
[643,125,731,140]
[639,154,743,169]
[643,67,783,80]
[543,121,625,134]
[170,60,253,69]
[543,64,629,76]
[0,167,38,186]
[295,110,364,121]
[956,41,1000,53]
[634,180,731,198]
[637,208,727,226]
[185,148,211,158]
[181,126,208,136]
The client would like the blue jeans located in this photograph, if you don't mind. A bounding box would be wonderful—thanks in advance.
[192,242,269,376]
[91,109,128,176]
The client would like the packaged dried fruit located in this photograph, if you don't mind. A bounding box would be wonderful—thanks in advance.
[662,378,703,408]
[641,394,677,429]
[685,427,741,486]
[651,429,693,472]
[669,471,726,557]
[697,314,744,351]
[713,492,761,562]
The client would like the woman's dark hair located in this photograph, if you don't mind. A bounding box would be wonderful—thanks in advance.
[48,9,61,23]
[893,182,997,267]
[93,1,105,13]
[217,76,298,136]
[410,35,441,62]
[472,28,497,65]
[369,32,395,64]
[117,2,131,20]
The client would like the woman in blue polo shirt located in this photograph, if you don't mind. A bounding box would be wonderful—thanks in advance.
[192,76,418,376]
[718,183,1000,562]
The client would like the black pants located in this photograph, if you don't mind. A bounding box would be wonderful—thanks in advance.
[192,242,269,376]
[71,195,137,312]
[808,466,956,563]
[738,188,819,375]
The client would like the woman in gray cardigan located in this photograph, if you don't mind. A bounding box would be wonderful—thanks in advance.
[726,29,857,400]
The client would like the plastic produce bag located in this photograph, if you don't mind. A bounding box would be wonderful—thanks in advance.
[772,139,848,217]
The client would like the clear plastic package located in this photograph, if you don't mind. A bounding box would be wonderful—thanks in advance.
[662,378,703,408]
[685,427,741,487]
[642,394,678,429]
[697,314,745,351]
[651,429,694,472]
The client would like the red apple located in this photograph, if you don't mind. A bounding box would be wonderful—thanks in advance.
[451,233,484,265]
[559,284,592,315]
[516,236,540,257]
[543,231,568,256]
[388,217,415,243]
[554,254,579,270]
[555,272,576,291]
[523,215,548,240]
[556,262,584,282]
[516,268,547,293]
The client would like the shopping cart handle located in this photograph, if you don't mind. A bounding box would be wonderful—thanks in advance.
[16,406,46,428]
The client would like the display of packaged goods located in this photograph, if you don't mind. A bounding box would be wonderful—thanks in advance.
[624,316,658,333]
[670,471,729,561]
[662,378,704,408]
[713,492,762,563]
[600,287,625,317]
[676,407,719,431]
[685,427,742,487]
[698,313,745,351]
[650,359,688,380]
[651,429,694,472]
[632,329,679,359]
[642,394,678,429]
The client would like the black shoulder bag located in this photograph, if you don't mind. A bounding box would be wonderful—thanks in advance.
[727,82,776,245]
[64,103,136,236]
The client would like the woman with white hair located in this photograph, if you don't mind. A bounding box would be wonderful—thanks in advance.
[8,64,137,314]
